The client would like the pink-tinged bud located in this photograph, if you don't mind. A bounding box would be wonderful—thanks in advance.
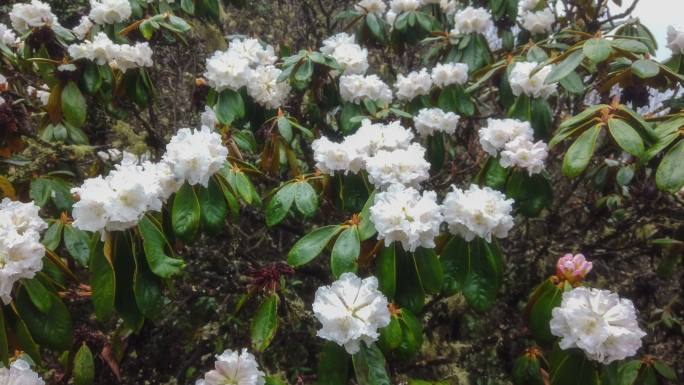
[556,253,592,283]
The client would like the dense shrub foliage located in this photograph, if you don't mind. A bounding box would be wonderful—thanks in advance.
[0,0,683,384]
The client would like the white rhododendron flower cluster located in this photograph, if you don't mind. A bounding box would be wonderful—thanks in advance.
[9,0,57,34]
[73,127,227,236]
[550,287,647,364]
[395,68,433,101]
[0,360,45,385]
[0,23,20,46]
[312,272,391,353]
[413,107,460,136]
[519,0,539,11]
[451,6,494,35]
[355,0,388,15]
[72,16,94,40]
[479,118,548,175]
[312,119,416,176]
[89,0,132,25]
[509,61,557,99]
[204,38,290,109]
[431,62,469,88]
[0,199,47,304]
[26,84,50,106]
[195,349,265,385]
[339,74,393,105]
[520,8,555,35]
[370,185,443,251]
[68,33,153,72]
[442,184,515,242]
[666,25,684,55]
[321,33,369,75]
[365,143,431,188]
[389,0,422,13]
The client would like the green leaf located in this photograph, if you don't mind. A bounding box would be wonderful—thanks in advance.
[607,118,645,158]
[172,183,201,243]
[395,247,425,313]
[331,226,361,278]
[531,98,553,139]
[358,191,377,241]
[29,178,51,207]
[42,221,63,251]
[266,183,296,227]
[61,81,87,128]
[379,315,402,351]
[366,13,386,43]
[235,171,258,205]
[199,178,228,234]
[181,0,195,14]
[216,89,245,124]
[631,59,660,79]
[89,236,116,321]
[132,236,164,320]
[601,360,641,385]
[611,39,649,54]
[506,172,553,217]
[440,237,467,296]
[317,342,350,385]
[656,139,684,192]
[287,225,343,267]
[546,50,584,84]
[653,360,676,380]
[353,343,391,385]
[512,353,544,385]
[64,225,91,266]
[82,62,102,94]
[113,234,144,331]
[277,116,293,142]
[480,157,509,190]
[138,215,185,278]
[395,309,423,360]
[13,315,40,363]
[295,59,314,82]
[0,311,7,365]
[294,181,318,218]
[22,278,52,313]
[559,71,585,94]
[528,279,563,346]
[413,248,443,295]
[15,287,73,351]
[73,344,95,385]
[549,348,599,385]
[562,123,602,178]
[583,38,612,63]
[376,244,396,298]
[251,294,279,352]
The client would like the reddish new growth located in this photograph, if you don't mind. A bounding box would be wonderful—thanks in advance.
[246,263,294,293]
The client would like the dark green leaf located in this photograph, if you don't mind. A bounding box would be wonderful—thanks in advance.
[607,118,645,157]
[64,225,91,266]
[251,294,279,352]
[42,221,63,251]
[266,183,296,227]
[352,343,391,385]
[546,50,584,84]
[562,124,602,178]
[172,183,201,243]
[22,278,52,313]
[549,348,599,385]
[199,178,228,234]
[331,226,360,277]
[317,342,350,385]
[358,191,377,241]
[89,236,116,321]
[294,181,318,218]
[528,279,563,346]
[413,248,443,295]
[506,172,553,217]
[15,287,73,351]
[61,81,87,128]
[656,139,684,192]
[287,225,343,267]
[132,236,164,320]
[73,343,95,385]
[138,215,185,278]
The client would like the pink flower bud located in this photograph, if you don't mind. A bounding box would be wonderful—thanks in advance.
[556,253,592,283]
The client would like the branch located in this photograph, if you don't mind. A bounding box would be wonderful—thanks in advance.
[601,0,640,24]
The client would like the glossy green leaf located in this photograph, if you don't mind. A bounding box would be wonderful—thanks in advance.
[216,89,245,124]
[89,236,116,321]
[562,124,602,178]
[376,244,396,298]
[199,178,228,234]
[172,183,201,243]
[358,191,377,241]
[61,81,87,128]
[506,172,553,217]
[331,226,360,278]
[42,221,63,251]
[251,294,279,352]
[549,348,599,385]
[113,234,144,331]
[15,288,73,351]
[395,247,425,313]
[583,38,612,63]
[395,309,423,360]
[64,225,91,266]
[73,343,95,385]
[294,181,318,218]
[138,215,185,278]
[512,353,544,385]
[317,341,350,385]
[612,39,649,54]
[607,118,645,157]
[287,225,343,267]
[631,59,660,79]
[378,315,402,351]
[656,139,684,192]
[413,248,443,295]
[352,343,391,385]
[266,183,296,227]
[546,50,584,83]
[132,237,164,320]
[22,278,52,314]
[528,279,563,346]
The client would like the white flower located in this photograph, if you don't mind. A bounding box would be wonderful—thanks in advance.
[71,176,114,234]
[68,33,153,72]
[311,136,365,175]
[110,42,153,72]
[72,16,94,40]
[478,118,533,156]
[366,143,430,188]
[163,127,229,187]
[203,50,252,92]
[26,85,50,106]
[431,62,468,88]
[339,74,393,105]
[499,137,548,175]
[9,0,57,34]
[0,200,47,305]
[89,0,132,25]
[509,61,557,99]
[201,106,219,129]
[389,0,422,13]
[354,0,387,15]
[0,359,45,385]
[227,38,277,67]
[247,65,291,109]
[198,349,265,385]
[370,185,443,251]
[327,41,369,75]
[313,273,391,354]
[452,7,493,35]
[347,119,414,157]
[386,10,398,26]
[0,198,47,235]
[667,26,684,55]
[520,9,555,35]
[321,33,356,54]
[413,107,460,136]
[0,23,20,46]
[144,160,184,201]
[97,148,123,162]
[439,0,457,16]
[58,64,77,72]
[519,0,539,12]
[550,287,646,364]
[442,184,514,242]
[394,68,433,101]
